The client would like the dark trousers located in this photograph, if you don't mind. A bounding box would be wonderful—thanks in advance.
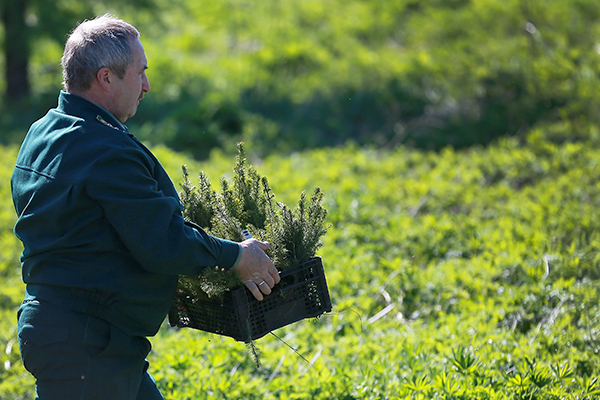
[17,299,165,400]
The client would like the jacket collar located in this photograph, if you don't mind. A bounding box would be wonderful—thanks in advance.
[57,90,129,133]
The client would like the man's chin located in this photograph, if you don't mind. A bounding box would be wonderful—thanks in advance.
[122,107,138,123]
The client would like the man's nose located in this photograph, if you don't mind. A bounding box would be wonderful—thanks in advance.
[142,74,150,93]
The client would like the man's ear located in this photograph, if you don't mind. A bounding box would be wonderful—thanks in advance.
[96,67,112,92]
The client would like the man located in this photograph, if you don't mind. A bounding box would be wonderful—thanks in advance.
[11,14,279,400]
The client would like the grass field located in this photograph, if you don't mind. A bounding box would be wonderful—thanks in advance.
[1,132,599,399]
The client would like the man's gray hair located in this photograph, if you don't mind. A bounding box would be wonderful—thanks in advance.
[61,14,140,92]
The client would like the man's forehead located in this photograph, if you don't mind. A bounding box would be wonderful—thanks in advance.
[130,39,148,66]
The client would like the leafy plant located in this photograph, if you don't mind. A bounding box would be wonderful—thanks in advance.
[450,346,480,376]
[2,126,600,398]
[177,142,329,296]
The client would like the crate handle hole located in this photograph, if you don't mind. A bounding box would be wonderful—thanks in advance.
[280,274,297,287]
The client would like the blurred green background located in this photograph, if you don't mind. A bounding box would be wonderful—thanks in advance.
[2,0,600,158]
[2,2,600,398]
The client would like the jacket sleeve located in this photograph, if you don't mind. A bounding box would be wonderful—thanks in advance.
[85,141,240,276]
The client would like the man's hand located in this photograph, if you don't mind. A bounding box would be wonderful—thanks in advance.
[232,239,280,301]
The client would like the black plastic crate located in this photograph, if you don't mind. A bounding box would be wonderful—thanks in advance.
[168,257,332,342]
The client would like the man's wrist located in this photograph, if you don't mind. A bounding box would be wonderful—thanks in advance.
[231,243,242,269]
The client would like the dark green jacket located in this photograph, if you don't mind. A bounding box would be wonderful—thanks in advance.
[11,91,240,336]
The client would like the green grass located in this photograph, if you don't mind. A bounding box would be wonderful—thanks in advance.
[1,131,599,399]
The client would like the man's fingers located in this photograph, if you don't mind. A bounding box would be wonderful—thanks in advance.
[257,279,272,295]
[269,266,281,284]
[244,271,279,300]
[256,240,269,251]
[261,275,276,289]
[245,281,264,301]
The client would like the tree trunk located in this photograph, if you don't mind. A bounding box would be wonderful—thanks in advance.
[2,0,30,101]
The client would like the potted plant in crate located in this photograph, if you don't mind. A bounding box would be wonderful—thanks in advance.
[168,143,331,343]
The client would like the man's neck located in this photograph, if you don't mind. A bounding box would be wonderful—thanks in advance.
[67,89,111,112]
[65,90,126,130]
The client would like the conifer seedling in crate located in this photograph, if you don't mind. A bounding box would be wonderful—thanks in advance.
[169,143,332,343]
